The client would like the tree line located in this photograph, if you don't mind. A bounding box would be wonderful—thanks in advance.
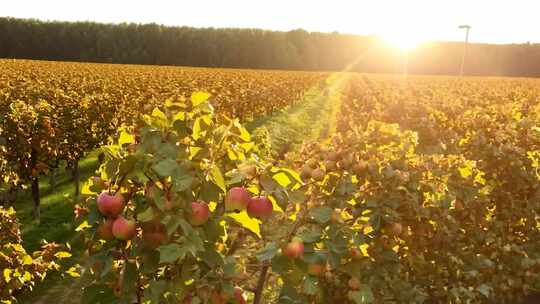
[1,17,539,77]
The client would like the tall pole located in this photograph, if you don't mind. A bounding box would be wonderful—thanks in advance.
[459,25,471,76]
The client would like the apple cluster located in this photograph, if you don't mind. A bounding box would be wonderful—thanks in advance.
[96,190,211,244]
[225,186,273,220]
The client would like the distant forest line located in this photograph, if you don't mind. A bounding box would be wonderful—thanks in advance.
[1,17,539,77]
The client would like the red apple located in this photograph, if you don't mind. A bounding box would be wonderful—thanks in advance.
[142,221,167,249]
[283,237,304,259]
[324,160,336,171]
[225,187,251,212]
[307,263,325,276]
[210,290,226,304]
[97,191,125,218]
[349,248,362,259]
[385,222,403,236]
[348,277,361,290]
[234,287,246,304]
[189,201,210,226]
[353,161,368,176]
[300,166,312,180]
[326,151,338,161]
[96,218,115,240]
[311,168,325,181]
[112,216,136,240]
[247,196,273,219]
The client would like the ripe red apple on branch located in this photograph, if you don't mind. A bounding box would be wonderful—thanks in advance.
[247,196,273,219]
[97,191,125,218]
[112,216,136,240]
[307,262,326,276]
[96,218,115,240]
[189,201,210,226]
[283,237,304,259]
[348,277,362,290]
[142,221,167,249]
[225,187,251,212]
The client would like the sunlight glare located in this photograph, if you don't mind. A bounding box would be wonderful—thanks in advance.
[380,33,424,51]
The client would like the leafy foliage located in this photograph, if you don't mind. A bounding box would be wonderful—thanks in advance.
[0,206,69,302]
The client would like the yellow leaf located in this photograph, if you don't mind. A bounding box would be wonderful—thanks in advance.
[81,182,96,196]
[227,211,261,238]
[75,220,92,232]
[210,166,226,193]
[360,244,370,257]
[191,91,211,107]
[3,268,12,283]
[151,107,167,120]
[363,226,374,234]
[10,244,25,253]
[65,267,80,278]
[458,163,473,178]
[273,172,291,188]
[54,251,72,259]
[173,111,185,121]
[118,130,135,146]
[22,271,32,282]
[22,255,33,265]
[268,196,284,213]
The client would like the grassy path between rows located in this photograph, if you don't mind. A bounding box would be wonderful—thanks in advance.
[14,73,347,303]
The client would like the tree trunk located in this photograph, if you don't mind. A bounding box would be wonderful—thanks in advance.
[253,265,269,304]
[31,176,40,220]
[72,160,80,197]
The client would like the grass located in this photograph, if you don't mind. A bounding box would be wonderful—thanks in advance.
[11,74,346,303]
[13,153,100,303]
[246,73,346,156]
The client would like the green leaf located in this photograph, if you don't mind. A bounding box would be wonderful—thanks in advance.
[298,227,323,243]
[171,167,194,192]
[82,284,117,304]
[152,158,178,177]
[143,280,167,304]
[191,92,211,107]
[223,256,237,278]
[271,255,291,274]
[309,207,333,224]
[303,276,318,296]
[158,244,185,263]
[210,165,226,193]
[227,211,261,238]
[256,242,279,261]
[121,262,137,295]
[199,181,221,203]
[137,207,155,222]
[349,286,374,304]
[200,248,224,267]
[142,250,160,274]
[163,215,182,236]
[477,284,491,298]
[288,190,306,204]
[259,174,278,191]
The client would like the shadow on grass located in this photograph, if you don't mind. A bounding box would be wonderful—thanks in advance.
[14,153,100,303]
[14,152,100,251]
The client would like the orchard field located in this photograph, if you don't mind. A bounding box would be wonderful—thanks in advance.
[1,59,540,303]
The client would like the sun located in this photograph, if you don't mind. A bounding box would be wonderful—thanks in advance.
[379,32,425,51]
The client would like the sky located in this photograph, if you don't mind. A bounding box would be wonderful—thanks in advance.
[2,0,539,44]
